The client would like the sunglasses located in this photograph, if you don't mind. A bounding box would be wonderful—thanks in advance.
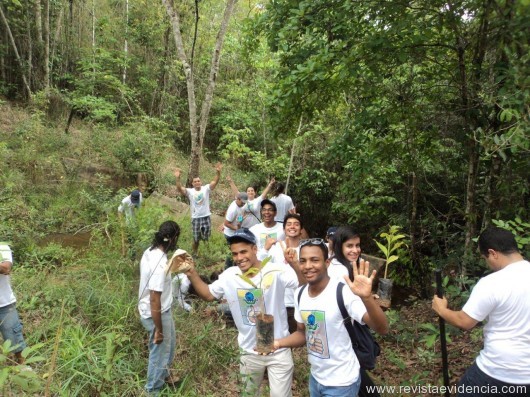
[299,238,327,249]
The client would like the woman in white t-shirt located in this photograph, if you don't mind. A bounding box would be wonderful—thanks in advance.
[226,175,275,228]
[138,221,181,394]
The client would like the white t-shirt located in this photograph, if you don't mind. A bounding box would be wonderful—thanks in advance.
[241,197,263,228]
[295,278,367,387]
[172,274,192,312]
[138,247,173,319]
[268,243,299,307]
[208,260,298,354]
[118,193,143,218]
[327,258,349,281]
[462,260,530,384]
[186,185,211,218]
[223,200,246,237]
[249,222,285,260]
[271,194,294,223]
[0,244,16,308]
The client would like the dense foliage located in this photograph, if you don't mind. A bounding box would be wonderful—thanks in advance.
[1,1,528,290]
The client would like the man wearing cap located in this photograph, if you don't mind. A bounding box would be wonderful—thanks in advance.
[325,226,338,258]
[249,199,285,261]
[174,163,222,258]
[223,192,249,240]
[118,189,143,222]
[0,242,29,366]
[184,228,304,396]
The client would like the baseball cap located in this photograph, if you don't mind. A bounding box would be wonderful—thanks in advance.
[260,199,277,211]
[326,226,338,237]
[237,192,249,204]
[130,189,141,205]
[226,228,256,245]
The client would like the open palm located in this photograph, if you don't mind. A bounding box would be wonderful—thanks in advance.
[344,259,375,299]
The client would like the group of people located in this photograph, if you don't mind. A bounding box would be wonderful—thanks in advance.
[134,163,530,397]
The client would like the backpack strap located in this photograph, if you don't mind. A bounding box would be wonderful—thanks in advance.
[297,283,308,306]
[336,282,357,347]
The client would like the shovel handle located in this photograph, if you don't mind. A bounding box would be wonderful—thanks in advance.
[435,269,444,298]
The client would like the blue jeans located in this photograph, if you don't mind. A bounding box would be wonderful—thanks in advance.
[458,362,530,397]
[309,373,361,397]
[140,310,176,394]
[0,303,27,354]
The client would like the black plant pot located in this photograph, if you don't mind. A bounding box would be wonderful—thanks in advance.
[376,278,393,308]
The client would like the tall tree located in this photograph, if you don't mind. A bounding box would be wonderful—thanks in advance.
[162,0,238,184]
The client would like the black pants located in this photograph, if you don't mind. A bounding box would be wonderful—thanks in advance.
[359,369,381,397]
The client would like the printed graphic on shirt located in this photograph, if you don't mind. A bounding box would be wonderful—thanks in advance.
[259,232,278,247]
[193,191,205,205]
[238,288,265,326]
[300,310,329,359]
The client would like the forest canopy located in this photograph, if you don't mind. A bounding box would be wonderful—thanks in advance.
[1,0,529,287]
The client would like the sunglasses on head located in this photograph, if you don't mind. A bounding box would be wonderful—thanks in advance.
[299,238,326,249]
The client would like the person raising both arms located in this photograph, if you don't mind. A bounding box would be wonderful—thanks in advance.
[226,175,275,229]
[174,163,222,258]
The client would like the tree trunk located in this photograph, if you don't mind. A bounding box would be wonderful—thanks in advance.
[50,2,65,81]
[163,0,238,185]
[198,0,238,151]
[286,114,303,194]
[35,0,43,44]
[122,0,129,84]
[162,0,199,186]
[0,6,32,97]
[44,0,50,88]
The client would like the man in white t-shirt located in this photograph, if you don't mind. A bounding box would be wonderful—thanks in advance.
[432,227,530,396]
[184,228,304,396]
[0,242,29,365]
[118,189,143,221]
[223,192,249,239]
[174,163,222,257]
[270,182,295,223]
[273,239,388,397]
[250,199,285,260]
[268,213,303,333]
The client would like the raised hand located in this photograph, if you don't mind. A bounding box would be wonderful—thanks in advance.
[281,241,298,264]
[173,168,182,178]
[215,162,223,173]
[343,259,375,299]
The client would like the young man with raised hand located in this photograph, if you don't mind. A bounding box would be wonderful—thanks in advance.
[184,228,304,396]
[268,213,304,332]
[274,239,388,397]
[174,163,222,258]
[432,227,530,397]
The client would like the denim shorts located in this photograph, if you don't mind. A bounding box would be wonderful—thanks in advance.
[0,303,27,354]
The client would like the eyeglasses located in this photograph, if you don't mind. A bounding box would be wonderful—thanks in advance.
[300,238,326,249]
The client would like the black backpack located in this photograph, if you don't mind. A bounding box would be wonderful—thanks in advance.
[297,282,380,370]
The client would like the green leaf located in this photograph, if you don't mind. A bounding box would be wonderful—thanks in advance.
[375,240,388,256]
[0,367,9,387]
[386,255,399,265]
